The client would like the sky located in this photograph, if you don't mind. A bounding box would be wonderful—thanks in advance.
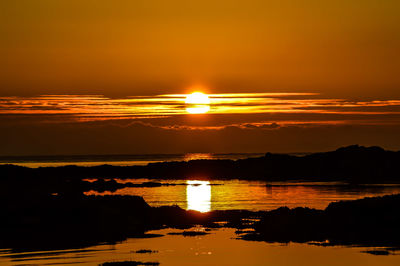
[1,1,400,155]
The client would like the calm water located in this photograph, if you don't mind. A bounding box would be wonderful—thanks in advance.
[1,227,399,265]
[3,154,400,265]
[0,153,264,168]
[86,179,400,211]
[2,180,400,265]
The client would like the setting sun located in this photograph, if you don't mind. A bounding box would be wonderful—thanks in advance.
[185,92,211,114]
[2,1,400,265]
[185,92,210,105]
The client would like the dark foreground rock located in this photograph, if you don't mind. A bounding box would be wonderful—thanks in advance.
[1,194,152,250]
[241,194,400,249]
[2,191,400,254]
[167,231,209,236]
[0,187,260,251]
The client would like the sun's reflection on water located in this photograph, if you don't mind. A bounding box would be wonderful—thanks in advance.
[184,153,213,161]
[186,105,210,114]
[186,180,211,212]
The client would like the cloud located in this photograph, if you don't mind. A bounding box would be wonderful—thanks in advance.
[1,92,400,155]
[1,94,400,124]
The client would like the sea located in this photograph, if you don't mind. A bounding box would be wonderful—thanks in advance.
[0,153,264,168]
[1,153,400,265]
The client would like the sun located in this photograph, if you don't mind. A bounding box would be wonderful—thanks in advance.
[185,92,210,105]
[185,92,210,114]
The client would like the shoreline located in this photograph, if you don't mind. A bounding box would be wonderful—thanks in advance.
[2,144,400,259]
[2,192,400,254]
[1,145,400,184]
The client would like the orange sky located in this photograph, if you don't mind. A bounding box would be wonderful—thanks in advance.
[1,1,400,155]
[1,0,400,97]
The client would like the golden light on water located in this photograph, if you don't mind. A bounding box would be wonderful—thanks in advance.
[186,105,210,114]
[186,180,211,212]
[184,153,213,161]
[185,92,211,114]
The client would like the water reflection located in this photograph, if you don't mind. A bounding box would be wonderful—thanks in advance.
[186,105,210,114]
[3,228,399,266]
[86,179,400,211]
[184,153,213,161]
[186,181,211,212]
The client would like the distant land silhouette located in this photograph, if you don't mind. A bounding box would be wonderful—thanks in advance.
[1,145,400,184]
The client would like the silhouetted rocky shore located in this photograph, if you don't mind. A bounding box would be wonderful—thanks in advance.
[1,183,259,251]
[1,145,400,183]
[240,193,400,250]
[2,145,400,254]
[2,179,400,253]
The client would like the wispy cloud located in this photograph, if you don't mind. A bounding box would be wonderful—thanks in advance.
[1,93,400,127]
